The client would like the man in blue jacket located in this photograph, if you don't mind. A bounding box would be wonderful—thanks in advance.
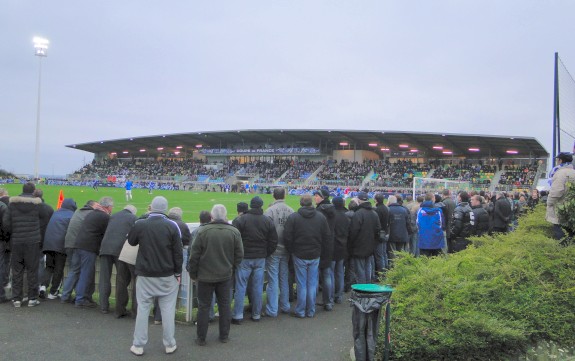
[417,193,444,257]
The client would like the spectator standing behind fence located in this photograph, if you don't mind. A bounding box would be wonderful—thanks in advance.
[0,193,8,303]
[116,238,138,318]
[187,204,244,346]
[284,194,330,318]
[386,195,412,267]
[263,188,294,317]
[70,197,113,309]
[491,192,512,234]
[416,193,444,257]
[98,205,137,314]
[373,193,389,274]
[60,200,98,304]
[331,196,349,304]
[2,182,52,307]
[313,188,335,311]
[232,196,278,324]
[470,195,490,236]
[348,192,381,283]
[128,196,183,356]
[40,198,77,300]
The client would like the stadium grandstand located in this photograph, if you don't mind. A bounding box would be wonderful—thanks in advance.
[64,129,548,194]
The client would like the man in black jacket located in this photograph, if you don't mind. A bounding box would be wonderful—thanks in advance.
[331,197,349,304]
[231,196,278,323]
[284,194,330,318]
[492,192,512,233]
[72,196,113,309]
[2,182,50,307]
[128,196,183,356]
[373,193,389,278]
[348,192,381,283]
[313,188,335,311]
[470,195,490,236]
[450,191,474,252]
[98,204,137,313]
[0,188,9,302]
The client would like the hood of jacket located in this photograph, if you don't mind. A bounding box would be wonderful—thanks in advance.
[298,206,317,218]
[356,201,373,211]
[60,198,77,212]
[420,200,438,211]
[316,202,335,218]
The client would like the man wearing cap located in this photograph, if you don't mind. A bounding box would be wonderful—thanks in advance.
[232,196,278,323]
[313,187,336,311]
[547,152,575,240]
[348,192,381,284]
[128,196,183,356]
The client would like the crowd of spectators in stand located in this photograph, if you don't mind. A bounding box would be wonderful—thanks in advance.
[315,160,371,185]
[63,157,543,192]
[498,163,539,187]
[280,160,323,183]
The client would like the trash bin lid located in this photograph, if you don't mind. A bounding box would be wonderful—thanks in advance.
[351,284,393,293]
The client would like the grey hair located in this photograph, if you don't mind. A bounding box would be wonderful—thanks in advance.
[387,195,398,205]
[99,196,114,208]
[124,204,137,215]
[211,204,227,222]
[0,188,7,196]
[168,207,183,219]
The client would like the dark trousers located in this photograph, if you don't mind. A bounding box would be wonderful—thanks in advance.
[41,251,67,294]
[197,279,232,341]
[0,242,10,299]
[11,243,39,301]
[420,249,442,257]
[99,255,119,311]
[115,260,137,316]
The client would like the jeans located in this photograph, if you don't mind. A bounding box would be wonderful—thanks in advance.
[11,243,39,301]
[197,279,232,341]
[352,256,373,284]
[373,242,387,277]
[333,259,345,303]
[233,258,265,320]
[292,256,319,318]
[410,232,419,257]
[264,253,290,316]
[41,251,67,294]
[75,249,97,304]
[99,255,119,311]
[115,260,137,317]
[321,264,334,308]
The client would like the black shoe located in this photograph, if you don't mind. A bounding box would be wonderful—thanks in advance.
[101,308,109,314]
[116,311,132,319]
[231,318,242,325]
[219,337,229,343]
[324,304,333,311]
[289,312,305,319]
[75,300,97,308]
[195,339,206,346]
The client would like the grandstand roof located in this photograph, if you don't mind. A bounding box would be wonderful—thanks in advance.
[67,129,549,159]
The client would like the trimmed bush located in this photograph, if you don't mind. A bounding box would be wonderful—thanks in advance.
[384,205,575,360]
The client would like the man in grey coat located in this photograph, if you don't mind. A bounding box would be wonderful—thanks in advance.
[546,152,575,240]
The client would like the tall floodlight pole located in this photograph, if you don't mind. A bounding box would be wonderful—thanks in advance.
[33,36,49,181]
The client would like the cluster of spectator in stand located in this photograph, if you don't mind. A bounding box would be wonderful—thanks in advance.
[498,163,539,187]
[316,160,372,185]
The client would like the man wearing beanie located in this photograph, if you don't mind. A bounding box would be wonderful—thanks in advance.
[128,196,183,356]
[232,196,278,323]
[313,188,335,311]
[2,182,51,307]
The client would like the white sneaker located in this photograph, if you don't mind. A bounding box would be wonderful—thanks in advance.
[47,292,60,300]
[12,300,21,308]
[28,299,40,307]
[22,297,28,302]
[130,345,144,356]
[39,286,46,299]
[165,345,177,354]
[4,282,11,289]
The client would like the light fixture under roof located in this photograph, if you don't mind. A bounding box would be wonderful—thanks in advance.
[380,147,390,151]
[110,152,117,155]
[139,149,146,152]
[506,150,519,154]
[174,151,180,155]
[339,142,348,146]
[442,150,453,155]
[399,144,409,148]
[196,144,203,148]
[368,143,378,147]
[122,151,129,154]
[410,149,418,152]
[432,146,443,150]
[468,148,480,152]
[157,147,164,151]
[176,146,183,149]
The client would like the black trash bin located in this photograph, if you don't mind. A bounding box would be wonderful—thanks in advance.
[350,284,393,361]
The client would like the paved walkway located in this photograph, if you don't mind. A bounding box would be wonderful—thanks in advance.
[0,296,353,361]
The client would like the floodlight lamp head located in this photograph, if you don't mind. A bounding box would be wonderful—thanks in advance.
[33,37,49,57]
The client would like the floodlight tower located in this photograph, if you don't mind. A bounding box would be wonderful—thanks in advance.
[33,36,49,181]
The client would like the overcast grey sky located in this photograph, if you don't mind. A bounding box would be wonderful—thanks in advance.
[2,1,574,176]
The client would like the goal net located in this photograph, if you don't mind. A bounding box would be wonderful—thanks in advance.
[412,177,472,199]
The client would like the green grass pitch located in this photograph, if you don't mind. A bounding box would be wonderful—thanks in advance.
[0,183,304,223]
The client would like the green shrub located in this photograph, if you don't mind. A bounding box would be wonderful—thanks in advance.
[384,205,575,360]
